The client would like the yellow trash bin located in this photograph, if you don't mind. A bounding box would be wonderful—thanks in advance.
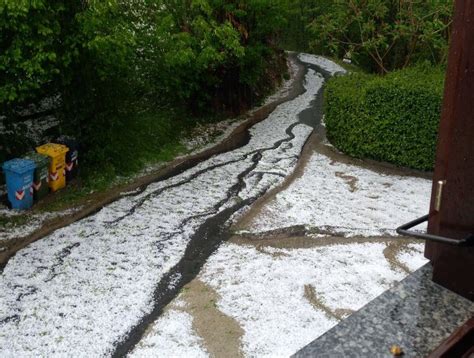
[36,143,69,192]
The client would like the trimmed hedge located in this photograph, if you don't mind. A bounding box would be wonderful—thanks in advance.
[324,66,445,171]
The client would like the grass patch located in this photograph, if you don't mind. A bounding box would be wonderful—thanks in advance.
[80,107,195,178]
[0,101,239,217]
[3,107,191,213]
[34,108,227,212]
[0,214,29,228]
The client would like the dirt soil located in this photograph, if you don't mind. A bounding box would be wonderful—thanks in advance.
[158,231,424,357]
[0,53,432,357]
[230,233,419,276]
[126,57,429,356]
[168,280,245,358]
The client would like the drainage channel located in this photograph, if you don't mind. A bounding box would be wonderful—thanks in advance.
[112,120,314,357]
[0,54,305,270]
[113,63,327,357]
[0,56,328,357]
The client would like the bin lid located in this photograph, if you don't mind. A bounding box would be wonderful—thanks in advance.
[24,152,50,166]
[2,158,36,174]
[55,136,78,149]
[36,143,69,158]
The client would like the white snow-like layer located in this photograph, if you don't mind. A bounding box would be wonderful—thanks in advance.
[182,117,245,153]
[298,53,347,75]
[397,243,429,272]
[238,124,314,201]
[130,309,208,358]
[0,58,299,243]
[0,66,325,355]
[0,94,61,146]
[248,152,431,237]
[0,158,251,357]
[0,207,82,242]
[200,241,424,357]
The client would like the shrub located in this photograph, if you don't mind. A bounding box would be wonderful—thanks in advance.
[0,1,82,162]
[324,65,445,170]
[79,108,193,183]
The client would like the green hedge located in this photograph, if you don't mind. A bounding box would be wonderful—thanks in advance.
[324,65,445,171]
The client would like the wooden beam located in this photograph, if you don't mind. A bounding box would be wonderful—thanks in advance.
[426,0,474,301]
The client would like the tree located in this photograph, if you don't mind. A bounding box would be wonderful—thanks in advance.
[307,0,453,73]
[1,0,289,165]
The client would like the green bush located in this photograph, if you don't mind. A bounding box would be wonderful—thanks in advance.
[325,65,445,170]
[79,108,193,186]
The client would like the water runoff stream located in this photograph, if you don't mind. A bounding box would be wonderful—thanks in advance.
[0,53,345,357]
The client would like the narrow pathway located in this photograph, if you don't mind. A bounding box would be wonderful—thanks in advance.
[127,55,431,357]
[0,55,327,356]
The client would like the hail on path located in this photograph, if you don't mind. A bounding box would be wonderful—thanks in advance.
[130,54,430,357]
[0,57,324,356]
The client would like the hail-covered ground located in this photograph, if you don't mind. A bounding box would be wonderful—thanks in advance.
[246,151,431,237]
[0,57,322,356]
[131,55,431,357]
[0,60,299,244]
[132,241,427,357]
[0,54,430,357]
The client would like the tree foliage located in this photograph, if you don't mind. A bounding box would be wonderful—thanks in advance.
[307,0,453,73]
[0,1,80,106]
[281,0,453,73]
[0,0,288,166]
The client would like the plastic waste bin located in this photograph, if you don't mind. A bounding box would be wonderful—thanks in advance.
[55,136,79,181]
[24,152,50,201]
[2,158,36,210]
[36,143,69,192]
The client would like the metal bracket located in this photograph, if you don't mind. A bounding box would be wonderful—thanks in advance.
[396,214,474,247]
[434,180,446,212]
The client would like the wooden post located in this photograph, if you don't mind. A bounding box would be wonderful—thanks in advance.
[425,0,474,301]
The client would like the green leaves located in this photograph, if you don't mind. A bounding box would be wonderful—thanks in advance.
[305,0,453,73]
[1,0,286,169]
[325,65,445,170]
[147,0,284,112]
[0,0,64,105]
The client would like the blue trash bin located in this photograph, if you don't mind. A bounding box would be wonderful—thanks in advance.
[2,159,36,210]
